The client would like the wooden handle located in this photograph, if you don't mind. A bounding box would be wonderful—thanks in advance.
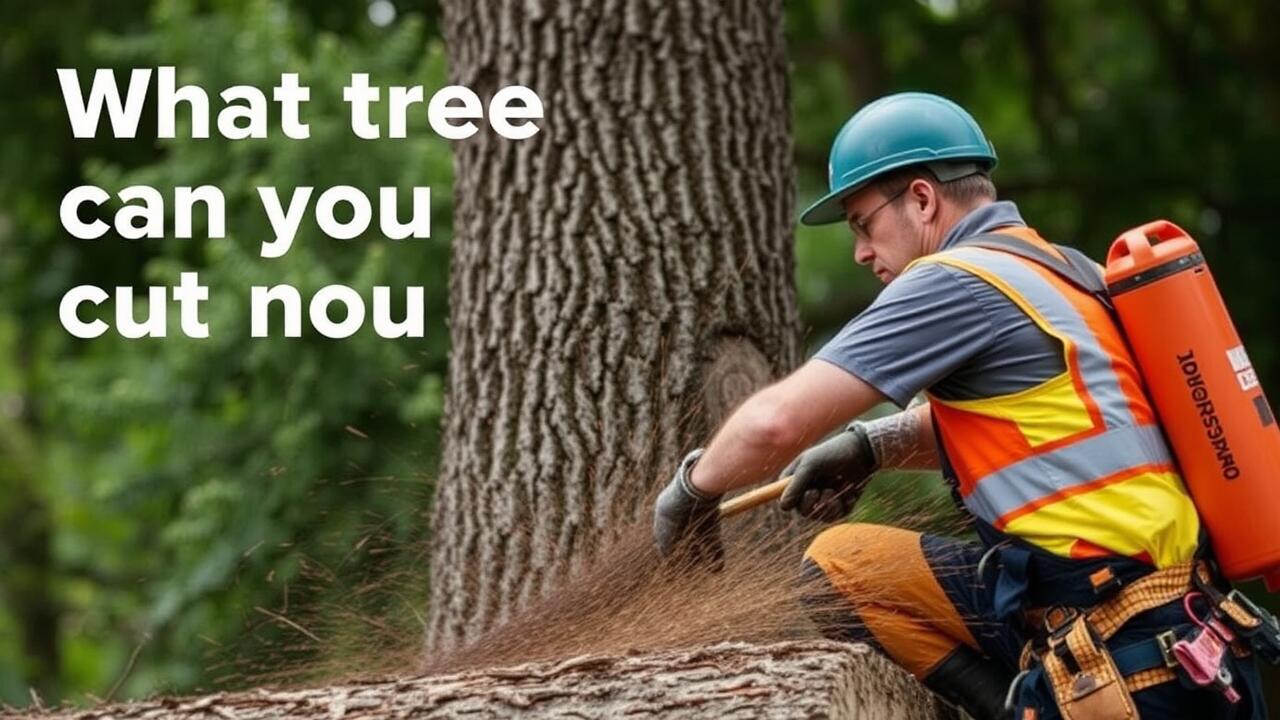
[717,476,792,518]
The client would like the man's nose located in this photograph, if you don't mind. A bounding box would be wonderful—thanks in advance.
[853,237,874,266]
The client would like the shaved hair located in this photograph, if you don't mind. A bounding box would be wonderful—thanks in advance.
[871,164,997,207]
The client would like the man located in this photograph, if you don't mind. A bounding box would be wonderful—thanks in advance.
[651,93,1265,719]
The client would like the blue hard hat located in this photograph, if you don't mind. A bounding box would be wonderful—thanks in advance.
[800,92,998,226]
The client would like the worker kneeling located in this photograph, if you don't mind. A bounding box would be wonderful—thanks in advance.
[651,93,1268,719]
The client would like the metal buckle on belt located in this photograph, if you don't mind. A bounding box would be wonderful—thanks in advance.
[1227,589,1272,628]
[1044,606,1080,640]
[1089,565,1123,600]
[1155,630,1179,668]
[1226,588,1280,664]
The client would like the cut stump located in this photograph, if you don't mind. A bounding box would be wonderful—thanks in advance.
[26,641,946,719]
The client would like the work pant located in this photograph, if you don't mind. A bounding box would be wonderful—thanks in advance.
[802,523,1267,719]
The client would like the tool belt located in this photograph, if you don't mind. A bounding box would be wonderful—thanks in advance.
[1012,561,1280,719]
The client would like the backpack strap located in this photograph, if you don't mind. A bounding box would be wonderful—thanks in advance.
[955,232,1114,313]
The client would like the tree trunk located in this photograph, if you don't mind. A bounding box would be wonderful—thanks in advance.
[430,0,799,651]
[41,641,944,719]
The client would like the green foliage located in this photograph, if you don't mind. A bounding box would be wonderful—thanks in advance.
[2,0,1279,708]
[0,0,449,705]
[790,1,1280,370]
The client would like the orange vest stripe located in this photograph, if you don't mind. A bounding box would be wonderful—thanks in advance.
[993,461,1177,530]
[961,425,1174,526]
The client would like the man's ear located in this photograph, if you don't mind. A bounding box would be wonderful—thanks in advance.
[909,178,939,223]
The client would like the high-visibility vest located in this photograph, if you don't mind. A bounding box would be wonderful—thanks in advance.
[910,227,1201,567]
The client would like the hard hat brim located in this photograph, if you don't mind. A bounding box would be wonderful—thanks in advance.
[800,185,863,227]
[799,153,997,227]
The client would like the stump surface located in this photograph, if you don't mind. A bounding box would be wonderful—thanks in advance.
[27,641,943,719]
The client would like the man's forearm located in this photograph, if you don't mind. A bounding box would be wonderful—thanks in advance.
[862,402,938,470]
[685,360,889,497]
[688,390,835,497]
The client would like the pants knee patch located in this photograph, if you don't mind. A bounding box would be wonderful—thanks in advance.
[799,557,877,646]
[801,523,979,678]
[803,523,893,571]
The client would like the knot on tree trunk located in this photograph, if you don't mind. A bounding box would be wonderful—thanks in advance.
[703,336,774,427]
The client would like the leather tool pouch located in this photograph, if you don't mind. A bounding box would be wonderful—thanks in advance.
[1041,612,1138,720]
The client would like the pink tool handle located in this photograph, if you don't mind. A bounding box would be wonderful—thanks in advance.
[1172,630,1227,686]
[1172,592,1242,702]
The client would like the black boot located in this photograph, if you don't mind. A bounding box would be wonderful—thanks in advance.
[922,646,1014,720]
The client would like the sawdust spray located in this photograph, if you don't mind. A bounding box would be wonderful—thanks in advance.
[217,464,975,688]
[414,474,975,676]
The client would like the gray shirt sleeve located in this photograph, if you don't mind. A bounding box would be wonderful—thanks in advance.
[814,263,997,408]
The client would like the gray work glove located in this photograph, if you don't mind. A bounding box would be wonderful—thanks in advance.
[652,448,724,570]
[779,422,879,522]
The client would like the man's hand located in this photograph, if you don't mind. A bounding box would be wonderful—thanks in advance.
[778,422,879,522]
[653,449,724,569]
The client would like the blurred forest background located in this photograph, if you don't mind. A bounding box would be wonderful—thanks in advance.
[2,0,1278,709]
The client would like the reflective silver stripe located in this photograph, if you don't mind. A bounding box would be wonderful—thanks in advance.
[963,425,1174,525]
[936,247,1135,430]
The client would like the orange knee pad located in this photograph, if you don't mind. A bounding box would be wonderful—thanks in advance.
[803,523,978,677]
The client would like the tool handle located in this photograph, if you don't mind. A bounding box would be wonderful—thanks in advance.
[1107,219,1190,266]
[718,476,792,518]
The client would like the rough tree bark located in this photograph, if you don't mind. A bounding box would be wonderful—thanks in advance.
[429,0,800,651]
[37,642,942,719]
